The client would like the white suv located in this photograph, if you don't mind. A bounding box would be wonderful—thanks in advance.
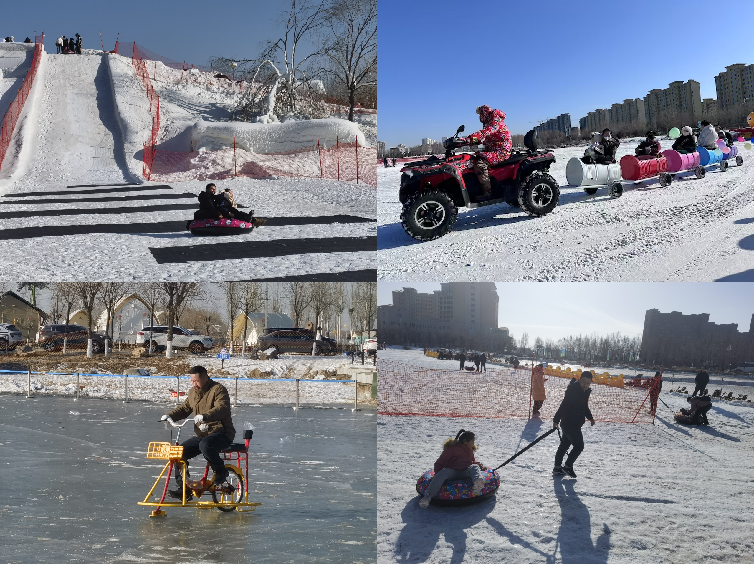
[0,323,24,350]
[136,326,214,353]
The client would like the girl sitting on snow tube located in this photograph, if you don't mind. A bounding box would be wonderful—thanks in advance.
[418,429,487,508]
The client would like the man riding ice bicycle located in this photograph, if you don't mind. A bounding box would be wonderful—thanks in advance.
[160,365,235,499]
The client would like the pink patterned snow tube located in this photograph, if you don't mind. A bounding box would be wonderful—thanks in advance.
[619,155,668,181]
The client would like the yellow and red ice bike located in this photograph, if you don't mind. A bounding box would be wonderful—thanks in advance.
[139,418,262,516]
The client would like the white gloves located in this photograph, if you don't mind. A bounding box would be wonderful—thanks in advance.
[160,414,169,421]
[199,423,209,432]
[194,414,204,424]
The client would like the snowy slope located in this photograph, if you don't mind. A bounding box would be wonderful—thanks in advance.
[378,139,754,281]
[377,350,754,563]
[0,50,376,280]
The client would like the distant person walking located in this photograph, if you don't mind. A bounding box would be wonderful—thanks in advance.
[480,353,486,372]
[552,371,595,478]
[459,352,466,371]
[55,36,63,53]
[474,353,481,373]
[531,364,547,417]
[692,367,710,398]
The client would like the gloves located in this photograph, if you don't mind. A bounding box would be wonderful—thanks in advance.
[194,414,204,424]
[199,423,209,432]
[160,414,169,422]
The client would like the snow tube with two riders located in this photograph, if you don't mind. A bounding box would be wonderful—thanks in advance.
[416,427,557,507]
[187,217,255,236]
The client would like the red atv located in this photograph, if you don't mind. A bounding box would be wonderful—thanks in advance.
[399,126,559,241]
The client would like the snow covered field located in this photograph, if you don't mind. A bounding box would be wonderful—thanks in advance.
[377,348,754,563]
[377,138,754,281]
[0,47,376,280]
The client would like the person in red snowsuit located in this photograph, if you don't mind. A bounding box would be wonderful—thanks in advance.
[465,105,513,196]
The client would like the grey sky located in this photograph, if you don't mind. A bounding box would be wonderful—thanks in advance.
[378,282,754,342]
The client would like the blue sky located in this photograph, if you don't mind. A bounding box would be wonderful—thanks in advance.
[378,0,754,147]
[4,0,313,69]
[378,283,754,342]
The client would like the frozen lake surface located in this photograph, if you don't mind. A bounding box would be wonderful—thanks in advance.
[0,395,376,563]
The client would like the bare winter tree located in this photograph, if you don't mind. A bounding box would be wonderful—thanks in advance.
[321,0,376,122]
[351,282,376,339]
[100,283,133,356]
[51,283,79,353]
[234,0,330,123]
[71,282,103,358]
[137,283,163,354]
[238,282,263,355]
[158,283,203,358]
[287,282,312,327]
[309,282,332,330]
[222,282,242,354]
[17,282,49,307]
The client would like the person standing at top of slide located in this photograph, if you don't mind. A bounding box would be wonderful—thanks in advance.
[693,367,710,398]
[465,105,512,197]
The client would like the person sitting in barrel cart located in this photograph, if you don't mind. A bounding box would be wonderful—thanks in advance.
[581,132,604,164]
[672,126,697,154]
[599,128,620,163]
[635,131,662,158]
[697,121,719,150]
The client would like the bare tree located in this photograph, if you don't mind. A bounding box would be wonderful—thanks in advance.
[238,282,263,355]
[158,283,203,358]
[287,282,312,327]
[137,283,163,354]
[350,282,376,339]
[17,282,49,307]
[51,283,79,353]
[321,0,376,122]
[71,283,103,357]
[222,282,241,354]
[100,283,133,356]
[309,282,332,330]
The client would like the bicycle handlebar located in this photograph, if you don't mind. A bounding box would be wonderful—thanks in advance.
[161,417,192,428]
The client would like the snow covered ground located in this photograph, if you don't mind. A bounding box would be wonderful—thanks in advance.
[377,138,754,281]
[379,413,754,563]
[0,47,376,280]
[377,348,754,563]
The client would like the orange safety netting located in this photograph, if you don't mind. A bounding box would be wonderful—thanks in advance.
[150,138,376,186]
[0,36,43,170]
[378,361,657,423]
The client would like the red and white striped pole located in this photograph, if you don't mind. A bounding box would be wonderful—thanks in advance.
[336,136,340,181]
[234,135,237,177]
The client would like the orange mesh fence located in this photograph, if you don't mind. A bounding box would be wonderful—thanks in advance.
[150,138,376,186]
[0,37,43,171]
[378,360,657,423]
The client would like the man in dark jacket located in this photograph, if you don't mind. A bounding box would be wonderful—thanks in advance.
[195,183,224,220]
[693,367,710,397]
[553,372,595,477]
[480,352,486,372]
[635,131,662,157]
[161,366,235,498]
[599,128,620,164]
[459,352,466,371]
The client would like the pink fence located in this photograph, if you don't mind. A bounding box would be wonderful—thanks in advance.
[0,35,44,171]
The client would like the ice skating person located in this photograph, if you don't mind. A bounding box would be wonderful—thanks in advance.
[599,128,620,164]
[649,370,662,415]
[480,352,486,373]
[635,131,662,157]
[419,429,487,508]
[459,352,466,371]
[692,367,710,397]
[531,364,547,417]
[552,371,595,478]
[672,126,697,154]
[55,36,63,53]
[465,105,513,197]
[698,121,718,150]
[161,366,235,499]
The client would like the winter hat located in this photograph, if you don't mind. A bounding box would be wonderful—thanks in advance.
[580,371,593,380]
[681,126,692,136]
[646,131,656,139]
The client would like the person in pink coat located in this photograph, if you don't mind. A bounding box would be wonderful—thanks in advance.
[465,105,513,197]
[419,429,487,508]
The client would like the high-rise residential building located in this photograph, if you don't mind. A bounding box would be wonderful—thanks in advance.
[421,138,435,146]
[534,114,572,137]
[714,64,754,110]
[377,282,510,351]
[702,98,718,118]
[608,98,646,131]
[376,141,386,157]
[639,309,754,368]
[644,80,702,128]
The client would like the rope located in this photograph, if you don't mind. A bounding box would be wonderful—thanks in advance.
[494,427,558,471]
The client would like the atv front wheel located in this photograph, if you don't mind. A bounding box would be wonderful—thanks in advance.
[400,190,458,241]
[518,173,559,217]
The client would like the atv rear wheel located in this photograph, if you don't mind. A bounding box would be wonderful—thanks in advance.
[400,190,458,241]
[518,173,559,217]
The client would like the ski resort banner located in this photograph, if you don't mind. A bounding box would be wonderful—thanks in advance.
[377,360,657,423]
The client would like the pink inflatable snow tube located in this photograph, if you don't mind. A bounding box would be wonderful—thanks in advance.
[662,150,700,173]
[619,155,668,181]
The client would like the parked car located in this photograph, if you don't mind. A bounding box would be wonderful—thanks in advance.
[257,328,337,355]
[41,329,111,354]
[136,326,214,353]
[0,323,24,350]
[37,323,89,344]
